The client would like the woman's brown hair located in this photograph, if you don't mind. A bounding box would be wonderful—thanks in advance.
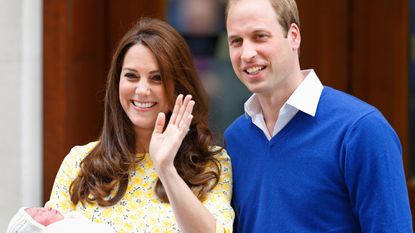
[70,17,221,206]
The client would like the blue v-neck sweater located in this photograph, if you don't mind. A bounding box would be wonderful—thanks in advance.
[225,87,412,233]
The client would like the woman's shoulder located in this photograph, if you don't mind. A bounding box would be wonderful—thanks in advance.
[69,141,99,155]
[63,141,99,165]
[209,146,231,164]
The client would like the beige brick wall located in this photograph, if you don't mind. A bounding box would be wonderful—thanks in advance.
[0,0,42,230]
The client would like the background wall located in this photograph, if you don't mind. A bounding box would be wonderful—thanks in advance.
[0,0,42,229]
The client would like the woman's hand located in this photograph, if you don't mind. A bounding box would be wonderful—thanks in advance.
[149,94,194,172]
[149,94,216,233]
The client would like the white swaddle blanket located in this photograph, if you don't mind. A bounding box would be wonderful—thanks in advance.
[42,212,115,233]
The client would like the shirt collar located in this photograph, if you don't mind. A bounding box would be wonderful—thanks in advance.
[244,69,323,117]
[286,69,323,116]
[244,94,261,118]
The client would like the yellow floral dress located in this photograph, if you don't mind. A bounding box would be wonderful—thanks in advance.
[46,142,234,233]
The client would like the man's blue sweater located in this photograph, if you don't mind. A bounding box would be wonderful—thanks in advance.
[225,87,412,233]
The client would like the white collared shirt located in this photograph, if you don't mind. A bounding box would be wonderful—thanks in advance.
[244,69,324,140]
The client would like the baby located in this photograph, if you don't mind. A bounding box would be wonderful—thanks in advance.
[7,207,114,233]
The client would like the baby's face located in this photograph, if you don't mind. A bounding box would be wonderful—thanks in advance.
[25,207,64,226]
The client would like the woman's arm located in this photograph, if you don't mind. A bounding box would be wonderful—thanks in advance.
[149,94,216,233]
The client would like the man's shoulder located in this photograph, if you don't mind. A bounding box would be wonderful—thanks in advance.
[224,114,250,135]
[318,87,396,135]
[321,86,378,116]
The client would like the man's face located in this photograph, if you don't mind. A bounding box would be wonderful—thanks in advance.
[227,0,300,97]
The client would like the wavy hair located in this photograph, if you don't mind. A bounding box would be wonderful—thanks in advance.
[70,17,221,206]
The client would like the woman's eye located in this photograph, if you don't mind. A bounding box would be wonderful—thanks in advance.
[152,74,162,82]
[124,72,136,79]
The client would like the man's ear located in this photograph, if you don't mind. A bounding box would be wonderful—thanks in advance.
[288,23,301,50]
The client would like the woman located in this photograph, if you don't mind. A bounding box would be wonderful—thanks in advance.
[46,17,234,233]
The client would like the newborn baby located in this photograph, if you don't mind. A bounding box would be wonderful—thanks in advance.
[7,207,114,233]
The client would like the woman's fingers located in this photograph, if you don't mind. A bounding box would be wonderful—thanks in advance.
[149,94,194,169]
[153,112,166,135]
[168,94,183,126]
[178,100,194,131]
[176,95,192,126]
[169,94,193,127]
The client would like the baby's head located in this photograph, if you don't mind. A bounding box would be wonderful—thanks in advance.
[26,207,64,226]
[7,207,64,233]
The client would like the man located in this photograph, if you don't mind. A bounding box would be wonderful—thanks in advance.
[224,0,413,232]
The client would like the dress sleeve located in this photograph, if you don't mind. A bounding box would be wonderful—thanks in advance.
[203,148,235,233]
[45,142,97,213]
[342,111,412,232]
